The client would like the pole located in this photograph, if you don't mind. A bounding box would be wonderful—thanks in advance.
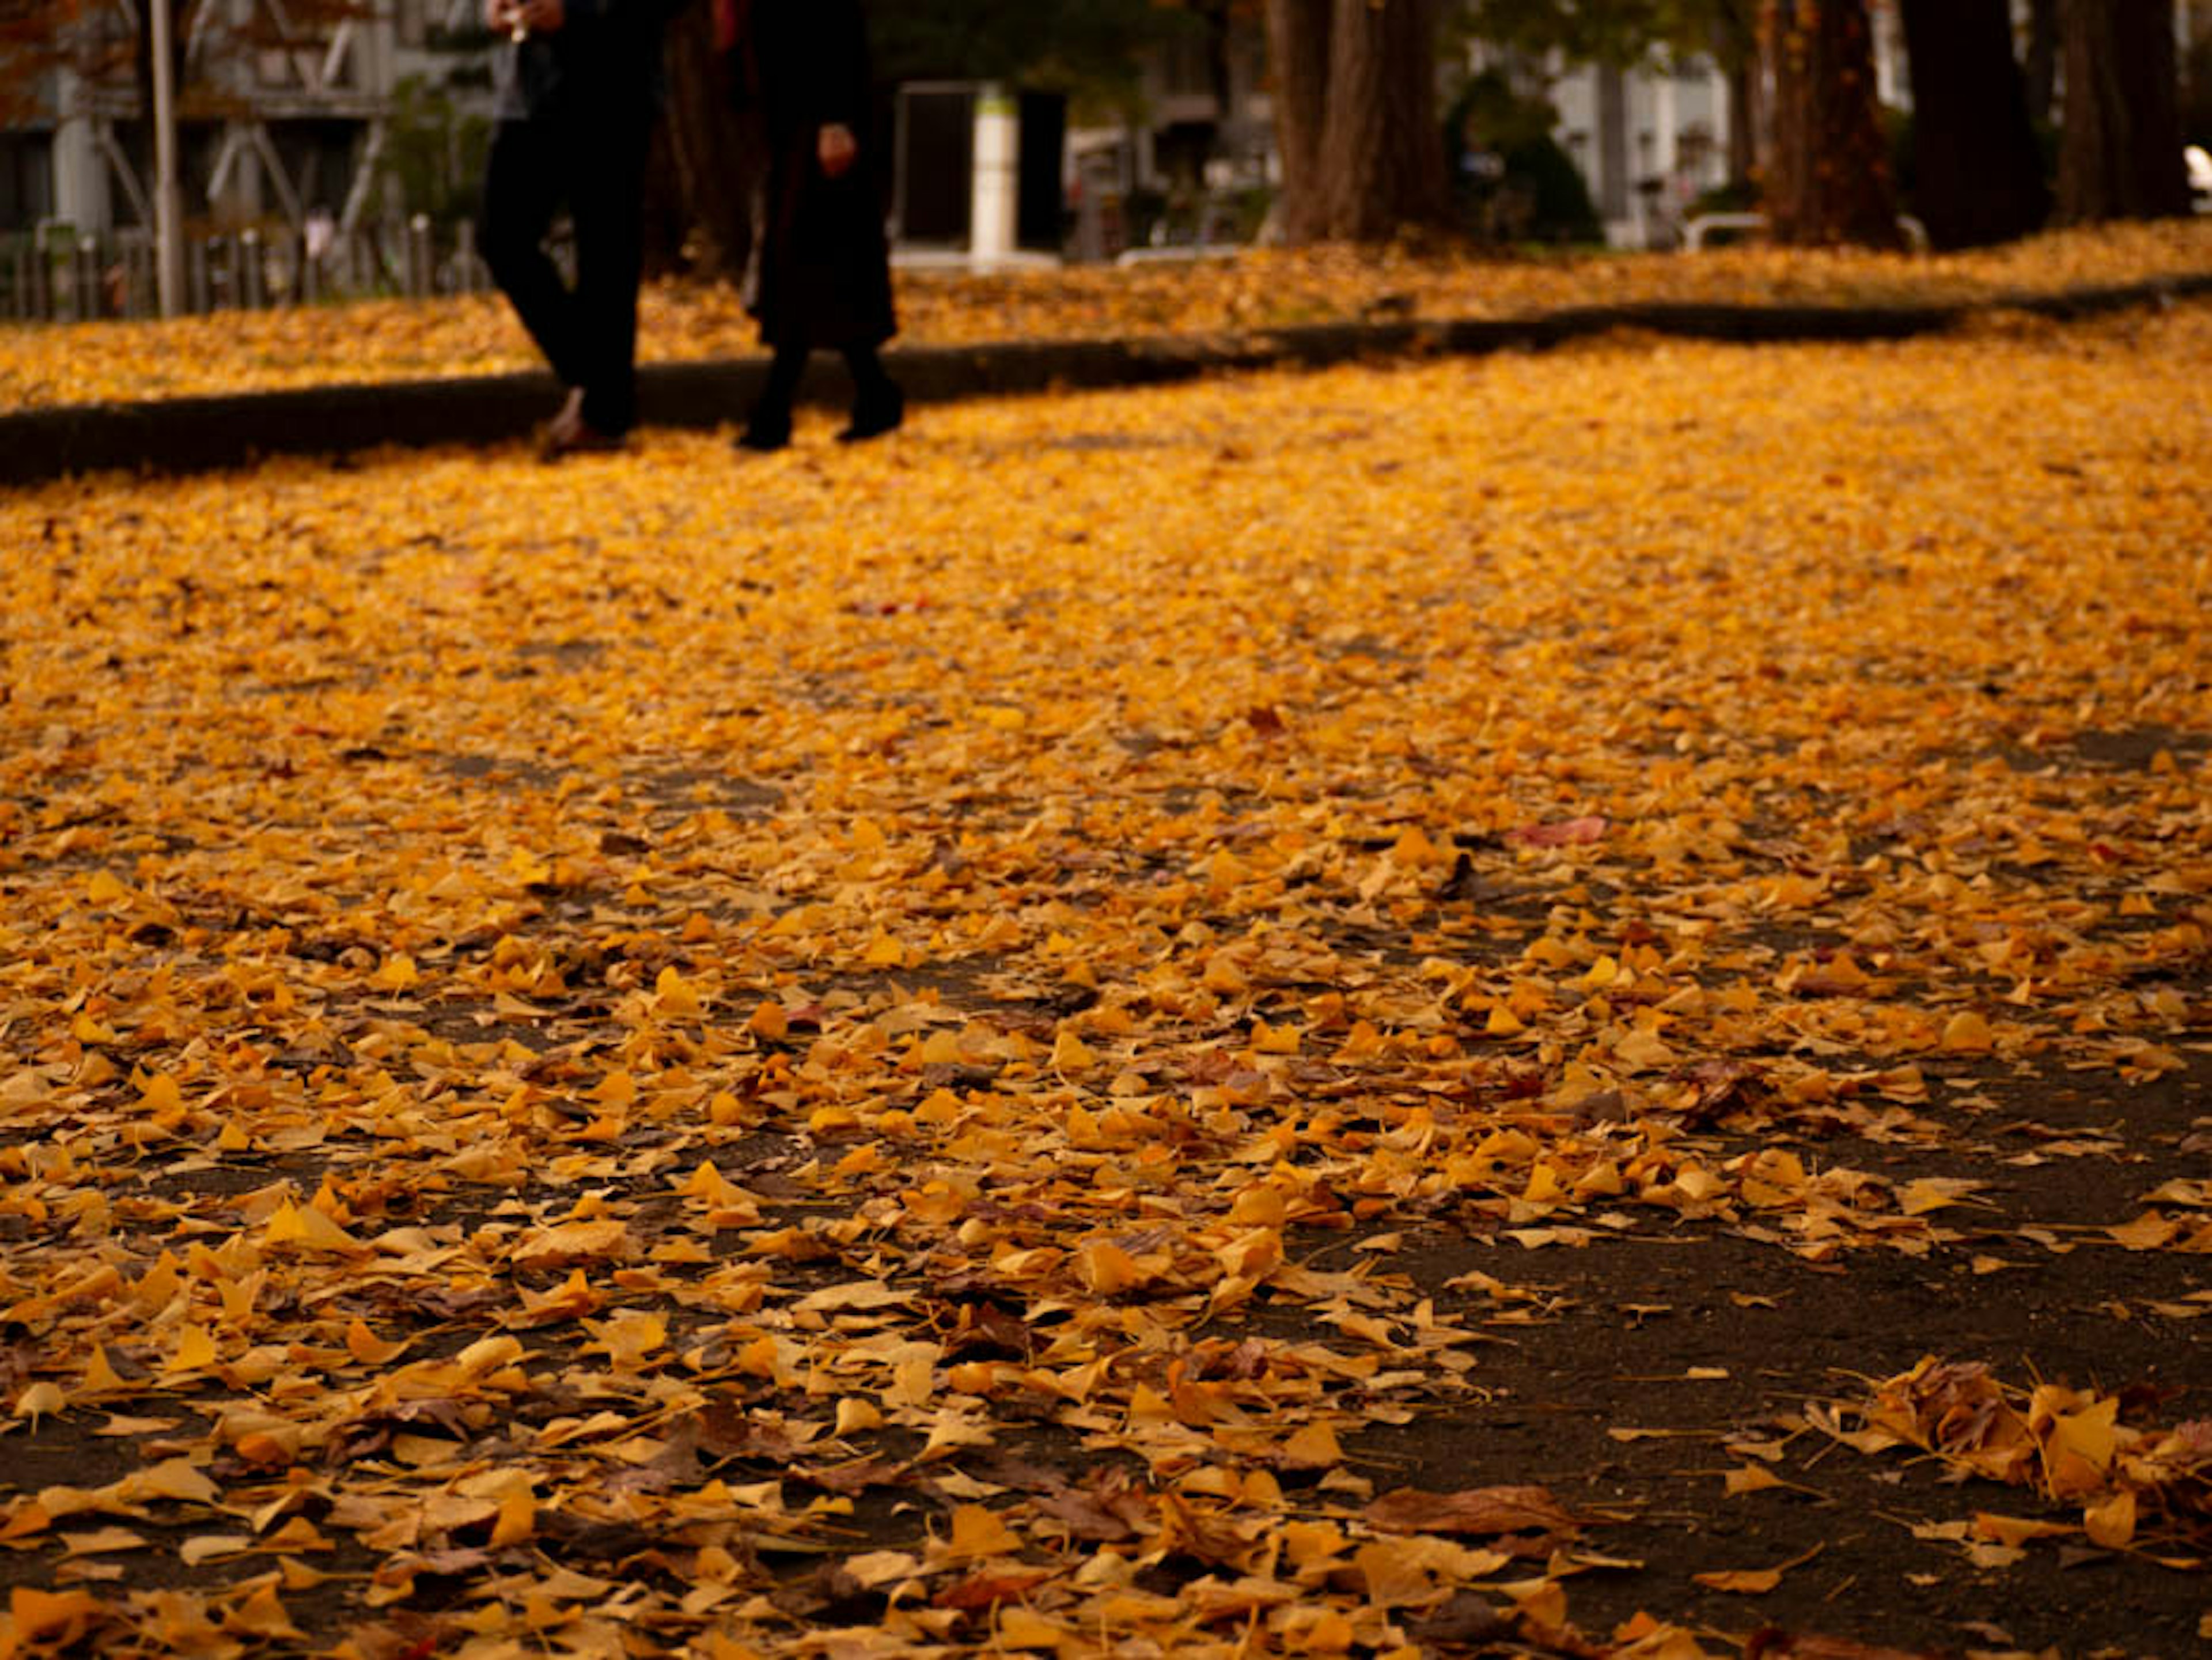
[969,84,1019,269]
[149,0,185,317]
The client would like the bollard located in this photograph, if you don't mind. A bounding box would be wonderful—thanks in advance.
[206,234,231,310]
[452,220,487,294]
[407,213,433,297]
[76,236,101,320]
[241,228,265,308]
[122,237,151,318]
[36,224,67,322]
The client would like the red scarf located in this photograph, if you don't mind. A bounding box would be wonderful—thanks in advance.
[711,0,760,101]
[711,0,751,52]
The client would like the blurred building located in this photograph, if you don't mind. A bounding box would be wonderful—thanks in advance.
[1522,6,1908,248]
[1063,13,1274,254]
[1,0,481,239]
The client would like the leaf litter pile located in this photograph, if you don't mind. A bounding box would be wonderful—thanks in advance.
[2,301,2210,1658]
[3,220,2211,411]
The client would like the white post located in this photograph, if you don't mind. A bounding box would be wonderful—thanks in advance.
[1708,58,1730,193]
[149,0,186,317]
[52,74,112,234]
[969,83,1018,269]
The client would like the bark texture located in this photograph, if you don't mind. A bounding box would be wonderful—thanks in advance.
[1717,7,1762,187]
[2023,0,2059,126]
[1898,0,2048,248]
[1266,0,1450,243]
[1264,0,1332,243]
[1759,0,1902,247]
[1315,0,1448,240]
[657,1,759,280]
[2056,0,2191,224]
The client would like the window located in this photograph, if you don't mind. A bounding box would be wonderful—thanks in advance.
[0,135,55,232]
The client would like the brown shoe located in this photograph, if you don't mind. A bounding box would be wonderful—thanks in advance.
[541,419,625,460]
[539,391,624,460]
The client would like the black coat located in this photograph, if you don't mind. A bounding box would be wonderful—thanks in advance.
[494,0,674,124]
[736,0,896,351]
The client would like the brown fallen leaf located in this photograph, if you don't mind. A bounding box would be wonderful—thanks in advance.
[1695,1567,1783,1594]
[1362,1484,1582,1538]
[1746,1631,1947,1660]
[1505,815,1611,849]
[933,1569,1052,1610]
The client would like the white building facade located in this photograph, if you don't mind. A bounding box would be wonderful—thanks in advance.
[4,0,482,240]
[1539,4,1909,248]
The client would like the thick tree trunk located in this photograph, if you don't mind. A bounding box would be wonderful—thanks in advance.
[1897,0,2048,248]
[2023,0,2059,127]
[1266,0,1448,243]
[1314,0,1448,240]
[1264,0,1332,242]
[1717,12,1760,187]
[1760,0,1902,247]
[656,2,759,281]
[2056,0,2191,224]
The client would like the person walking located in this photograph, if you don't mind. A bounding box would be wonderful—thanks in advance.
[719,0,903,451]
[482,0,669,458]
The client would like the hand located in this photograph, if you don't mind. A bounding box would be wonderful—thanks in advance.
[495,0,562,35]
[818,124,858,179]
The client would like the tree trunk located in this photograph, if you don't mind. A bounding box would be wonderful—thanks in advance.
[1717,14,1760,187]
[1264,0,1332,242]
[1266,0,1448,243]
[1760,0,1902,247]
[2022,0,2059,127]
[656,2,759,281]
[1314,0,1448,240]
[1897,0,2048,248]
[2056,0,2191,224]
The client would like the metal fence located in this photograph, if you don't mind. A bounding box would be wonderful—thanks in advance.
[0,215,498,324]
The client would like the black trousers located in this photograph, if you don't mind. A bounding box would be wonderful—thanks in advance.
[482,105,653,437]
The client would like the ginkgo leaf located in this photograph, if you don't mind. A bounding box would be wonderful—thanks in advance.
[945,1505,1022,1560]
[1365,1485,1580,1537]
[10,1587,105,1643]
[10,1381,67,1428]
[1694,1567,1782,1594]
[3,238,2207,1660]
[263,1198,368,1256]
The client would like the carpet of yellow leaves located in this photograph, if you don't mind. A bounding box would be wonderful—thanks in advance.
[2,220,2210,411]
[1,300,2209,1656]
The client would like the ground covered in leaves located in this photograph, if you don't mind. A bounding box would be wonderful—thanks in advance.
[1,300,2209,1659]
[4,221,2212,412]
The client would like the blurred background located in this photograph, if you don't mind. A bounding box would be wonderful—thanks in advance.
[1,0,2208,322]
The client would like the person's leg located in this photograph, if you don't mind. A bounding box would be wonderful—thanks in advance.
[739,342,808,450]
[839,343,903,443]
[482,119,588,392]
[565,108,653,438]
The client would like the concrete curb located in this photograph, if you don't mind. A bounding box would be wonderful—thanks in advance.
[4,272,2209,486]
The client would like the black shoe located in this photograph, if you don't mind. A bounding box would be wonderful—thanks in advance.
[736,419,790,453]
[839,384,904,444]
